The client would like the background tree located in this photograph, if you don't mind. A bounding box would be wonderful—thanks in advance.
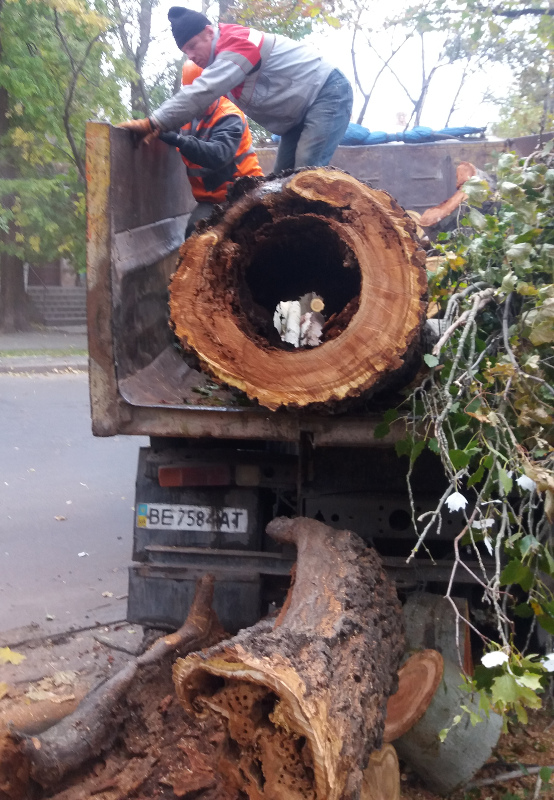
[0,0,125,331]
[394,0,554,135]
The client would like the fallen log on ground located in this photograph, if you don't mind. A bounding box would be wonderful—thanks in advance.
[169,168,428,410]
[173,516,405,800]
[394,656,504,795]
[0,575,224,800]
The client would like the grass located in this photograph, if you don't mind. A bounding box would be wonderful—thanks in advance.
[0,349,88,357]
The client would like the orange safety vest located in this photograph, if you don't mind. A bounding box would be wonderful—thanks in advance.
[180,97,263,203]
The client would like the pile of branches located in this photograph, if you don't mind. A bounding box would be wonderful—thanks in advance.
[377,143,554,724]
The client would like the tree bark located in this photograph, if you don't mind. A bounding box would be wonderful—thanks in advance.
[169,167,428,411]
[173,516,405,800]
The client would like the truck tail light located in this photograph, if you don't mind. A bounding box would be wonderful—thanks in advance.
[158,465,231,487]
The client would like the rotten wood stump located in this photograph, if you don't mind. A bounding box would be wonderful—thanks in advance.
[173,516,405,800]
[169,168,428,410]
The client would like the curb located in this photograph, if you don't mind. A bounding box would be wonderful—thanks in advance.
[0,356,89,374]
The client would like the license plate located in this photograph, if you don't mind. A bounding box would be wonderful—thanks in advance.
[136,503,248,533]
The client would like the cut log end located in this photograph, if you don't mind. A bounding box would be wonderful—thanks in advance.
[384,650,444,742]
[361,744,401,800]
[170,168,428,410]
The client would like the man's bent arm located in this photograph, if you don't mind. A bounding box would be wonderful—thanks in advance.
[165,116,244,170]
[151,59,248,130]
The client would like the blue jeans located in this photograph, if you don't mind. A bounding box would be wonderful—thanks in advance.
[273,69,353,173]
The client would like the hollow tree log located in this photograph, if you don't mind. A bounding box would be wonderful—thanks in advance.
[173,516,405,800]
[169,168,428,410]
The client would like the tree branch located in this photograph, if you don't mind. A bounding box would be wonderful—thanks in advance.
[53,10,100,182]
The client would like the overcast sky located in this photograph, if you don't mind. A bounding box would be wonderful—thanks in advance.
[147,0,511,133]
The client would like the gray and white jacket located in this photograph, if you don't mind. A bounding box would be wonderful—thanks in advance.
[151,24,335,136]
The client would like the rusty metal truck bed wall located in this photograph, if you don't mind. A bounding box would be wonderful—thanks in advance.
[86,122,547,444]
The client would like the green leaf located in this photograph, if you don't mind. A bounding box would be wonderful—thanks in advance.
[516,672,543,690]
[395,438,412,458]
[539,767,552,783]
[374,422,390,440]
[519,534,538,557]
[498,467,513,495]
[514,229,541,244]
[541,547,554,576]
[465,397,482,414]
[506,242,533,262]
[491,674,520,704]
[383,408,399,424]
[513,602,534,618]
[411,440,426,464]
[542,599,554,617]
[537,615,554,635]
[428,437,440,454]
[500,560,532,589]
[424,353,439,368]
[483,454,494,469]
[449,449,470,470]
[468,207,487,230]
[468,464,485,487]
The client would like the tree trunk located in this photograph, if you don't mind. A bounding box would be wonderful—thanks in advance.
[0,252,30,333]
[401,592,474,676]
[172,516,405,800]
[169,168,428,411]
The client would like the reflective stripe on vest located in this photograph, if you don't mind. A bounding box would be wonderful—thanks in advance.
[180,96,263,203]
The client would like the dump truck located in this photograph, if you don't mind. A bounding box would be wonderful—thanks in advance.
[85,123,546,634]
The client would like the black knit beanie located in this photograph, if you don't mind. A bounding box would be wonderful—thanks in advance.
[168,7,210,49]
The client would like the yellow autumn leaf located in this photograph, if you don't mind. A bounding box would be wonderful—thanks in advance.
[14,232,24,243]
[29,235,41,253]
[0,646,26,665]
[0,682,9,700]
[530,601,543,616]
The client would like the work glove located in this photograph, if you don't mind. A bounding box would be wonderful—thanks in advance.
[117,117,159,145]
[158,130,181,148]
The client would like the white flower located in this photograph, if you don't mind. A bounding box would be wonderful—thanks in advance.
[481,651,509,668]
[471,518,495,530]
[483,535,493,556]
[446,492,468,512]
[516,474,537,492]
[541,653,554,673]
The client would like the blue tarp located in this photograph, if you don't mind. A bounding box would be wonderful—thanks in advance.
[270,124,486,146]
[339,123,486,146]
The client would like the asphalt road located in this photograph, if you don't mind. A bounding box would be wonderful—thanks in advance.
[0,372,147,638]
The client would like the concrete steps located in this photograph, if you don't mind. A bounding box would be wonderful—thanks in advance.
[27,286,87,326]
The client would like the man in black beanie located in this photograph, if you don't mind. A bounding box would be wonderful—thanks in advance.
[119,7,353,172]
